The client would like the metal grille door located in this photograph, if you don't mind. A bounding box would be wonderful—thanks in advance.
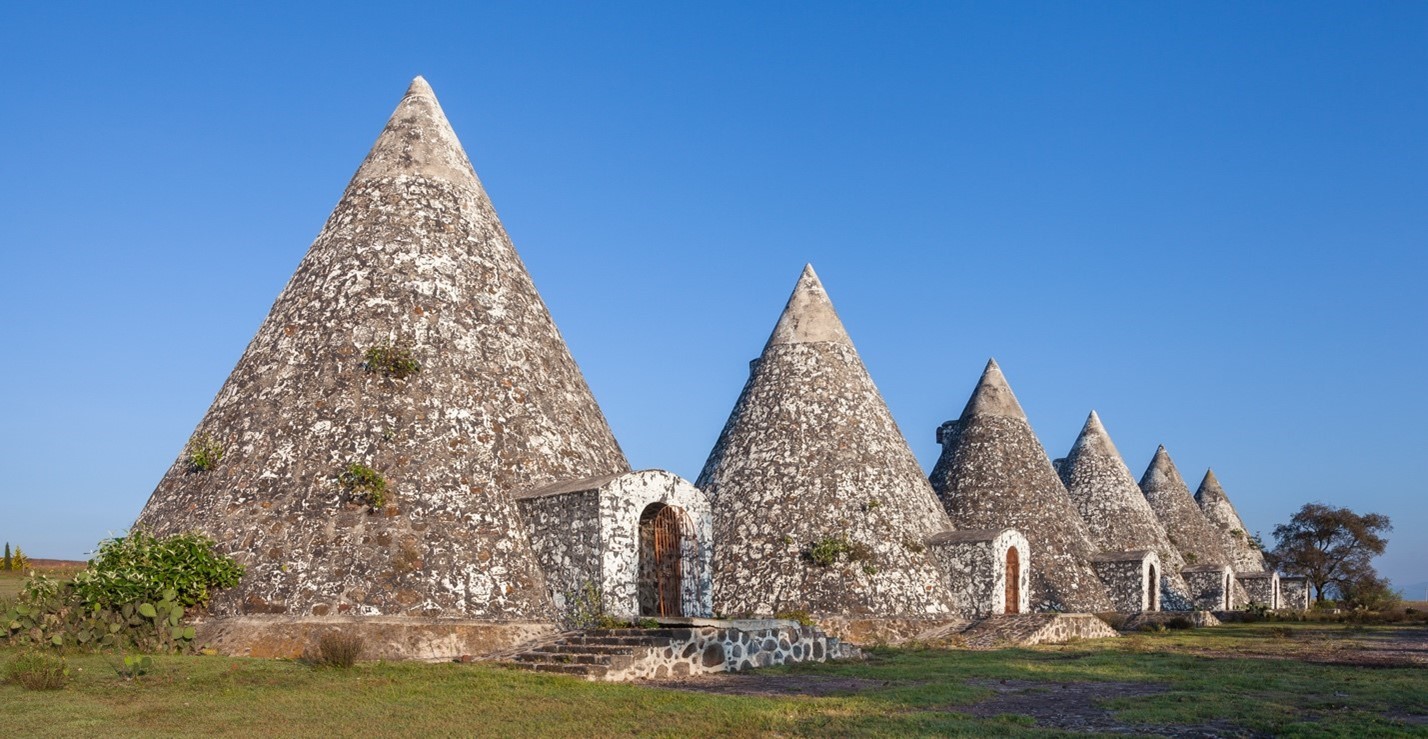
[652,506,683,617]
[1005,547,1020,614]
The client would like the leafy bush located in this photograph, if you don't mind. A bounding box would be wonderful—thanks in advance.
[310,632,364,668]
[363,343,421,379]
[4,650,68,690]
[1166,616,1195,630]
[71,530,244,609]
[4,532,241,654]
[187,435,224,472]
[340,463,388,510]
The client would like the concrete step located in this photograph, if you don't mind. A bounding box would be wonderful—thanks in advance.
[560,635,672,648]
[581,628,693,639]
[492,660,609,679]
[513,652,616,666]
[537,643,638,656]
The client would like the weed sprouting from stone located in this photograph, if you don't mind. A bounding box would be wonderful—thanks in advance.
[339,463,388,510]
[806,536,872,567]
[186,435,224,473]
[363,343,421,379]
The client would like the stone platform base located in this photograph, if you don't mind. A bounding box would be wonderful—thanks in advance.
[812,615,971,645]
[486,618,858,681]
[810,614,1117,649]
[193,616,558,661]
[954,614,1119,648]
[1121,611,1222,630]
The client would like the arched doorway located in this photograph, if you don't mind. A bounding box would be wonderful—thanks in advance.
[1223,573,1233,609]
[638,503,685,617]
[1147,564,1159,612]
[1004,547,1020,614]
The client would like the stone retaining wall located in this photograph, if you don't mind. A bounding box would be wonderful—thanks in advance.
[605,621,855,680]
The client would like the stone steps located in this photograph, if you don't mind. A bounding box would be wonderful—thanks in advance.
[491,629,675,681]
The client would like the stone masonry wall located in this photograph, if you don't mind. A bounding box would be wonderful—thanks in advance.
[1182,565,1235,610]
[928,529,1030,619]
[516,485,605,625]
[1092,551,1160,613]
[1238,572,1279,609]
[604,623,840,681]
[1280,577,1310,610]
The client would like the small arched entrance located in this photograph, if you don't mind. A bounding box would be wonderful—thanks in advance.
[1004,547,1021,614]
[638,503,685,617]
[1147,564,1159,612]
[1223,573,1233,610]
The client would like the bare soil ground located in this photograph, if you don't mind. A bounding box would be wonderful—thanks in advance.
[653,623,1428,736]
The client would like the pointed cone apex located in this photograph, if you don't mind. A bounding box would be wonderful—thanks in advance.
[959,358,1028,420]
[1141,446,1180,489]
[350,76,476,185]
[1195,469,1225,504]
[1070,410,1119,459]
[406,75,434,97]
[764,264,853,349]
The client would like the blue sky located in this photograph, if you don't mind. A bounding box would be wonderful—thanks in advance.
[1,3,1424,592]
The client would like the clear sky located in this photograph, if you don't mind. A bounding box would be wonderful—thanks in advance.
[1,3,1423,592]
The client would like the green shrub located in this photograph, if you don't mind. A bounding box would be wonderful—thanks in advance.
[71,530,244,609]
[187,435,224,472]
[1166,616,1195,630]
[363,343,421,379]
[340,463,388,510]
[4,532,241,654]
[806,536,871,567]
[4,651,68,690]
[310,632,364,668]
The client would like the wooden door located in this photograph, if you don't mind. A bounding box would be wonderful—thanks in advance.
[1004,547,1020,614]
[651,506,683,617]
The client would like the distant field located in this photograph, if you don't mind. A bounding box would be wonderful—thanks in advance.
[2,622,1426,736]
[0,561,84,600]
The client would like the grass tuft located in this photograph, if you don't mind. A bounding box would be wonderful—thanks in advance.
[309,632,364,668]
[4,650,68,690]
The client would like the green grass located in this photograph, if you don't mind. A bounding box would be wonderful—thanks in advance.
[2,623,1425,737]
[0,572,23,600]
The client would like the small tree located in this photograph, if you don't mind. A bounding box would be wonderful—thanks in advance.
[1267,503,1391,605]
[10,546,28,572]
[3,543,11,571]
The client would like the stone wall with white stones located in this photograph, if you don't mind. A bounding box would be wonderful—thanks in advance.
[927,528,1030,619]
[1279,576,1310,610]
[1182,564,1236,610]
[1092,550,1161,613]
[517,469,713,624]
[597,621,852,681]
[1237,571,1279,609]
